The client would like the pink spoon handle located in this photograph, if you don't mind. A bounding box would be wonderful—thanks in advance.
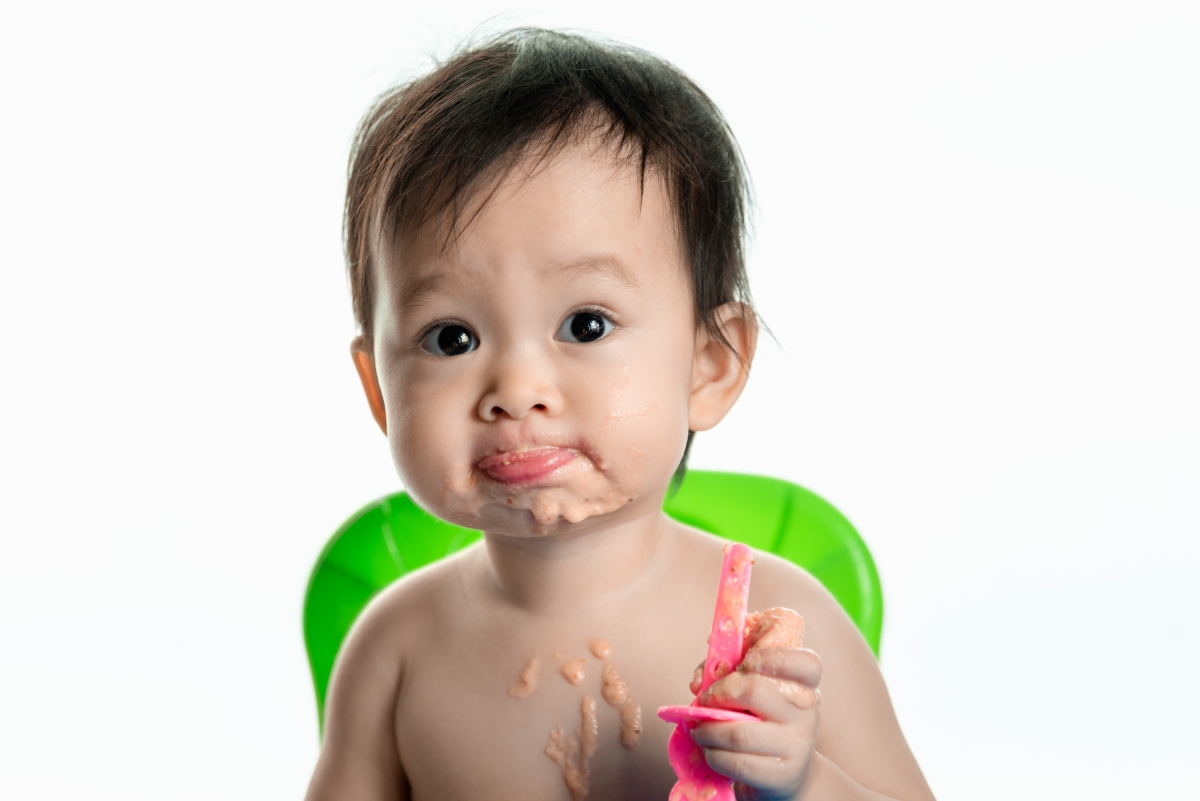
[699,542,753,694]
[658,542,756,801]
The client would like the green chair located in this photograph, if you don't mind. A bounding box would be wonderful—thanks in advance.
[303,470,883,731]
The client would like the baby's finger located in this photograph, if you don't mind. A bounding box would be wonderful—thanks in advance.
[701,748,796,794]
[699,670,817,722]
[740,647,822,688]
[690,720,790,758]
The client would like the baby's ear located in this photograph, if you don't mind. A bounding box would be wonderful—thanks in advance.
[688,303,758,432]
[350,336,388,435]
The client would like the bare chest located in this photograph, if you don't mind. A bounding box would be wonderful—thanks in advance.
[394,613,708,800]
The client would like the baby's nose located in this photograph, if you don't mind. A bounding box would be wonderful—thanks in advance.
[477,354,563,421]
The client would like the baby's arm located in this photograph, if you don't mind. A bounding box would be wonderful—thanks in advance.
[305,596,408,801]
[691,568,934,801]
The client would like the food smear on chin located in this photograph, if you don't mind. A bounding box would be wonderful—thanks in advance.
[545,695,599,801]
[508,654,540,700]
[600,661,642,750]
[432,438,651,533]
[588,638,611,659]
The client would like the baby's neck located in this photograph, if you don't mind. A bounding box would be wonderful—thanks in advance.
[479,502,679,617]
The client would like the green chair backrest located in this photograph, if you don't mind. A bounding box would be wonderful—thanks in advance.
[303,470,882,730]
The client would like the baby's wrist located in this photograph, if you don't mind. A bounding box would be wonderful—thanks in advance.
[793,752,900,801]
[787,751,827,801]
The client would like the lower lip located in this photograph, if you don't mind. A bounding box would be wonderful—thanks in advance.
[477,448,577,484]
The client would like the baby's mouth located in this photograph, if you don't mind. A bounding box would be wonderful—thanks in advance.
[476,448,577,485]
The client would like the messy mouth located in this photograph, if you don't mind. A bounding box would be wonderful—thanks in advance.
[476,448,578,485]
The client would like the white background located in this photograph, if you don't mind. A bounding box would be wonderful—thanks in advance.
[1,1,1197,798]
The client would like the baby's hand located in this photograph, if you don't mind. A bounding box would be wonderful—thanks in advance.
[691,648,822,800]
[689,606,822,801]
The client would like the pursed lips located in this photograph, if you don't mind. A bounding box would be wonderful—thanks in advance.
[476,447,578,484]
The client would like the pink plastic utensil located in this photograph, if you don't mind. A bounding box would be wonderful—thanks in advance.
[657,542,758,801]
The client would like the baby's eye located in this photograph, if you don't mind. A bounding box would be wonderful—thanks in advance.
[421,323,478,357]
[556,311,614,344]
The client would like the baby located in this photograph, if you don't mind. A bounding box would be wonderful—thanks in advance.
[306,29,934,801]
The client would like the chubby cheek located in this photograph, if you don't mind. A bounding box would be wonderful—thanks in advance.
[596,361,690,488]
[384,371,480,518]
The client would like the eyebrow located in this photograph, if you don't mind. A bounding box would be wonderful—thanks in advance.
[542,254,642,288]
[397,271,447,315]
[397,253,642,314]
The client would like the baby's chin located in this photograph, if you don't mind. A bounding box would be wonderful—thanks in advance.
[486,487,636,534]
[424,456,651,535]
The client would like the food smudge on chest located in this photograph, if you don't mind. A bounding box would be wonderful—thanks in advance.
[601,661,628,706]
[590,640,642,750]
[508,654,541,699]
[545,695,599,801]
[600,661,642,749]
[558,655,587,685]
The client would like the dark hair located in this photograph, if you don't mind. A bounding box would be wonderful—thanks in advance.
[345,28,754,486]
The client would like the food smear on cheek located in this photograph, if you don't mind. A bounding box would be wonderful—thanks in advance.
[545,696,599,801]
[426,463,487,522]
[508,654,540,700]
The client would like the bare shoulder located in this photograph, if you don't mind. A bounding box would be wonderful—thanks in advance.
[743,550,875,663]
[352,541,482,652]
[306,545,483,801]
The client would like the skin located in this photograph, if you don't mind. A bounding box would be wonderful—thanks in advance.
[306,137,936,801]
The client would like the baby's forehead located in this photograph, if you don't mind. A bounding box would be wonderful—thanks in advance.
[405,135,674,242]
[384,251,647,316]
[375,142,683,306]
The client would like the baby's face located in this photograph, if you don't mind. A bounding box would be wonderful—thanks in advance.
[369,142,703,536]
